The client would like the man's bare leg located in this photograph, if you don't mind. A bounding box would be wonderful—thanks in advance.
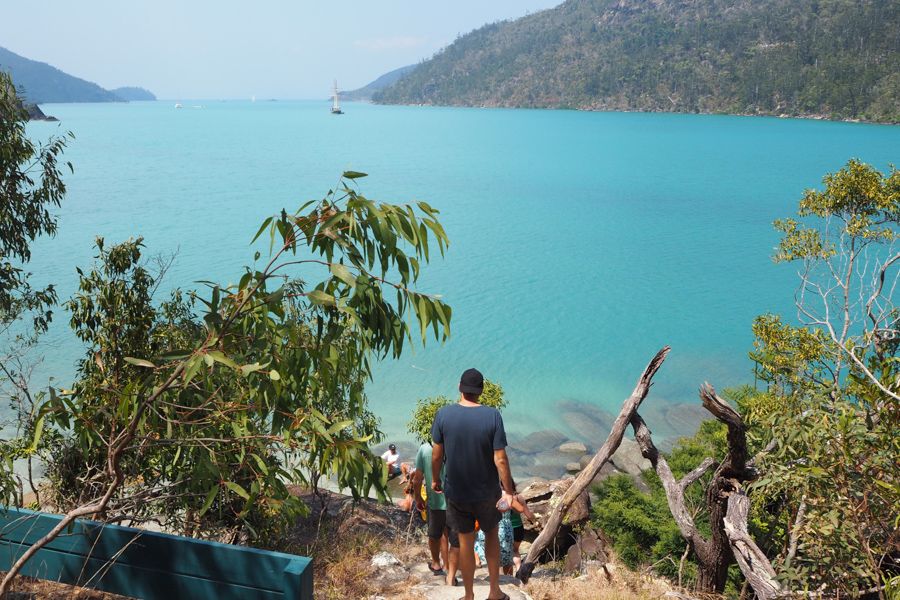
[445,543,459,587]
[483,526,505,599]
[440,531,449,571]
[427,535,442,571]
[457,531,476,600]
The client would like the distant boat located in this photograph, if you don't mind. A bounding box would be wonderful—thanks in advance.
[331,80,343,114]
[174,103,183,109]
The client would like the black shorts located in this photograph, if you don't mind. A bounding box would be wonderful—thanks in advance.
[448,528,459,548]
[447,494,501,535]
[513,524,525,543]
[427,507,447,540]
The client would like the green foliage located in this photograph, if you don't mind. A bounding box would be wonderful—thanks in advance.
[0,70,71,507]
[407,396,452,444]
[0,71,72,337]
[593,474,687,576]
[407,379,507,444]
[480,380,507,410]
[376,0,900,123]
[592,418,741,590]
[746,159,900,594]
[774,159,900,262]
[36,172,453,539]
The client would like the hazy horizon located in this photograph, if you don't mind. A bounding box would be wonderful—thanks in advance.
[1,1,560,100]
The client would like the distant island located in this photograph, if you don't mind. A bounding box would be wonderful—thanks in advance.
[110,86,156,101]
[374,0,900,124]
[1,46,154,105]
[341,65,416,102]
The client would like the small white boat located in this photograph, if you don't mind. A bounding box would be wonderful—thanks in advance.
[174,103,183,109]
[331,80,343,114]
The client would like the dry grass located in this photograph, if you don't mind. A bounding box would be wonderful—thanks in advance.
[0,572,135,599]
[307,530,428,600]
[525,563,671,600]
[310,531,384,600]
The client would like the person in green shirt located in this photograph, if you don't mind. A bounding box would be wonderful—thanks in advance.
[413,442,460,586]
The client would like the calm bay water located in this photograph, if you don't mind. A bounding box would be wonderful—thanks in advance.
[22,100,900,445]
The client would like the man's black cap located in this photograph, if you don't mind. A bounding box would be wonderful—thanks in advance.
[459,368,484,394]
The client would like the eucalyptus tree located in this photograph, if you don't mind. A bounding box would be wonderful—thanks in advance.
[746,159,899,595]
[0,71,71,504]
[0,172,453,593]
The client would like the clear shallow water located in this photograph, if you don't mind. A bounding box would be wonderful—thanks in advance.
[22,101,900,445]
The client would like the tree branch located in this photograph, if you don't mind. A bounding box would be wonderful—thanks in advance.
[679,457,717,491]
[515,346,671,583]
[631,412,707,553]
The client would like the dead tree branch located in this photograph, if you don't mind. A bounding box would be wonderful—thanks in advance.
[515,346,671,583]
[631,383,782,596]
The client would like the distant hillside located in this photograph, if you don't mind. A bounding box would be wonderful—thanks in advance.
[375,0,900,123]
[111,86,156,101]
[0,46,119,103]
[341,65,417,101]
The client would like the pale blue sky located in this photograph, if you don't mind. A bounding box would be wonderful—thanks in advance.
[1,0,561,99]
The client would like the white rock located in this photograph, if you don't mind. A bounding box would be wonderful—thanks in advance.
[370,551,402,568]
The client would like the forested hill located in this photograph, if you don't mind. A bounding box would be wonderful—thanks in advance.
[374,0,900,123]
[0,47,154,103]
[111,86,156,101]
[341,64,416,101]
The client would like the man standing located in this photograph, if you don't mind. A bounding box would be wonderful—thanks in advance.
[431,368,515,600]
[413,442,459,586]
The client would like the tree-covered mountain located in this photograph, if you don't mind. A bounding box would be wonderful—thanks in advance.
[341,65,417,101]
[0,46,153,103]
[111,86,156,101]
[375,0,900,123]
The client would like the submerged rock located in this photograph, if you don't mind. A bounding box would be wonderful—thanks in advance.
[559,441,588,454]
[509,429,568,454]
[610,438,651,476]
[558,400,615,444]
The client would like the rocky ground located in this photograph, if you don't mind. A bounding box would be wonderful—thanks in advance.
[291,468,673,600]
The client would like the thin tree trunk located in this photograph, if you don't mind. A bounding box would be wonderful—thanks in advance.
[724,492,781,600]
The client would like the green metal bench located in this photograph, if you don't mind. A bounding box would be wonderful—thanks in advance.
[0,508,312,599]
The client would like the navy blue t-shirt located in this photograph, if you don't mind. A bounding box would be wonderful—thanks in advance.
[431,404,507,503]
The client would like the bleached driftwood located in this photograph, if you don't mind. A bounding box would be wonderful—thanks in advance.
[515,346,670,582]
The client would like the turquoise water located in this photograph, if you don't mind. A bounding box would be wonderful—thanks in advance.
[22,101,900,445]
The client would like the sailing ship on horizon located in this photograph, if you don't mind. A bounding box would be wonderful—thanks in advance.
[331,80,343,114]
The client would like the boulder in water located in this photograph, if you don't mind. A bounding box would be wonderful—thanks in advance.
[559,441,588,454]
